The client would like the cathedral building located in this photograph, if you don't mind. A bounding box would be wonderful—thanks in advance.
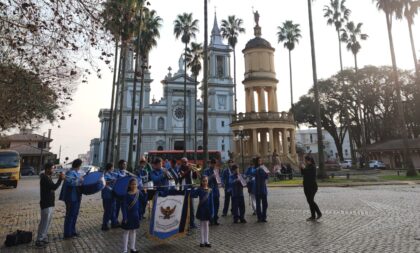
[98,15,234,166]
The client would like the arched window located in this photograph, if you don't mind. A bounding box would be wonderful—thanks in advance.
[197,119,203,130]
[158,117,164,131]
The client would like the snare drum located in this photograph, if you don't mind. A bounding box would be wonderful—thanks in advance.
[144,181,154,190]
[113,176,134,197]
[168,179,176,188]
[81,171,105,195]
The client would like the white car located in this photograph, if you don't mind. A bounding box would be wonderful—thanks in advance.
[339,160,352,168]
[368,160,386,169]
[79,165,99,176]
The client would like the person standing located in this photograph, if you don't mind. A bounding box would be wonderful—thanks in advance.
[245,161,257,215]
[121,178,144,253]
[136,158,149,219]
[301,155,322,221]
[59,159,83,239]
[254,157,268,222]
[229,164,246,224]
[221,160,234,217]
[115,160,128,221]
[179,157,197,229]
[203,159,220,225]
[168,159,180,187]
[35,163,64,247]
[101,163,119,231]
[191,176,213,248]
[150,158,170,193]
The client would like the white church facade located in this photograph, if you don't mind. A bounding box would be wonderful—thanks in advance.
[97,16,235,165]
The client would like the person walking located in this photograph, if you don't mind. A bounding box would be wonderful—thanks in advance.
[221,160,234,216]
[229,164,246,224]
[301,155,322,221]
[191,176,213,248]
[254,157,268,223]
[59,159,83,239]
[35,163,64,247]
[101,163,119,231]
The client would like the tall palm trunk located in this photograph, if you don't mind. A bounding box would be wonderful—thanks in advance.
[384,13,416,176]
[135,57,146,166]
[233,47,237,116]
[405,4,420,79]
[116,45,128,163]
[337,31,344,71]
[288,50,294,111]
[105,40,119,164]
[194,75,198,164]
[307,0,326,178]
[110,46,124,163]
[203,0,209,169]
[128,28,142,171]
[183,42,188,157]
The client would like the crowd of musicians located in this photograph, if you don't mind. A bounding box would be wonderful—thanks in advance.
[34,155,322,252]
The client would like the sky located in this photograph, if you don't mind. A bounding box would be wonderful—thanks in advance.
[37,0,420,162]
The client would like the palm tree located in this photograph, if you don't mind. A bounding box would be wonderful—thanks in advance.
[135,9,162,166]
[187,42,203,164]
[374,0,417,176]
[203,0,209,169]
[307,0,327,178]
[277,20,302,111]
[127,0,147,170]
[174,13,199,157]
[220,15,245,116]
[341,22,368,71]
[323,0,351,71]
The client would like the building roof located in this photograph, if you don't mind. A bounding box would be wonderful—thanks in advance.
[364,138,420,152]
[244,37,274,51]
[10,144,53,156]
[6,133,52,142]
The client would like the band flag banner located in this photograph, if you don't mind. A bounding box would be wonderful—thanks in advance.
[149,190,189,240]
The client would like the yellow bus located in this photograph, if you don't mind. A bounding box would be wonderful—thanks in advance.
[0,150,20,188]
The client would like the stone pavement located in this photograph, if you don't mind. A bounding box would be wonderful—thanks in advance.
[1,177,420,253]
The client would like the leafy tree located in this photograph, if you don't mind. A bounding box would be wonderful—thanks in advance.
[174,13,199,156]
[220,15,245,115]
[277,20,302,111]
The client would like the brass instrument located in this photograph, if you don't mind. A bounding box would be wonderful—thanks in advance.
[189,163,202,172]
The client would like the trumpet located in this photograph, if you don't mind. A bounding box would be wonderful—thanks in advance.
[189,163,202,172]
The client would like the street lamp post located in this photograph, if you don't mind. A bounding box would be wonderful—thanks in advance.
[234,126,250,173]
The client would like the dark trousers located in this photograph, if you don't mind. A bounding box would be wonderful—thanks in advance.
[102,198,117,227]
[64,201,81,237]
[189,195,195,227]
[211,192,220,224]
[222,190,232,215]
[304,185,321,218]
[138,195,147,218]
[232,196,245,221]
[115,198,122,221]
[255,194,268,221]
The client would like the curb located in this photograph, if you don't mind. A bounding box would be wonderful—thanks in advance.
[267,180,420,188]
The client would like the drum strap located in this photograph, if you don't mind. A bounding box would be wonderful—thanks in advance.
[128,191,139,210]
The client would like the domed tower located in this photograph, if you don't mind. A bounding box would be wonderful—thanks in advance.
[231,11,297,168]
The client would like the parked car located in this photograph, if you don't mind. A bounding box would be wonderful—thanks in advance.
[339,160,353,169]
[368,160,386,169]
[53,164,67,176]
[20,166,36,176]
[79,165,99,176]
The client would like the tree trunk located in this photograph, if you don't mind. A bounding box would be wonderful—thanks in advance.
[135,56,147,166]
[203,0,209,170]
[233,47,237,116]
[338,30,344,71]
[307,0,326,178]
[116,45,128,163]
[110,45,124,163]
[105,39,119,165]
[289,49,294,111]
[385,12,416,176]
[194,75,198,164]
[183,42,188,157]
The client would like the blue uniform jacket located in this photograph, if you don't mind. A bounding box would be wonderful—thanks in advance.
[245,166,256,193]
[136,168,149,185]
[114,168,127,178]
[203,167,220,197]
[221,168,233,192]
[253,166,268,196]
[59,169,83,202]
[229,173,244,197]
[101,171,117,199]
[151,168,169,192]
[191,187,214,221]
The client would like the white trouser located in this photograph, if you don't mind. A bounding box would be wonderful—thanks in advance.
[36,207,54,241]
[200,220,209,244]
[250,194,256,212]
[122,230,137,252]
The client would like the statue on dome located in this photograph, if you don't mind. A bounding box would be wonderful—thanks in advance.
[253,10,260,27]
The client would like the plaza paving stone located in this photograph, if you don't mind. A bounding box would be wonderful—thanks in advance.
[1,177,420,252]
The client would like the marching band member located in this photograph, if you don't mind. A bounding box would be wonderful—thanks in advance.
[168,159,180,187]
[221,160,234,216]
[150,158,170,194]
[136,158,149,219]
[101,163,119,231]
[229,164,246,224]
[254,157,268,222]
[245,161,257,215]
[179,157,197,229]
[121,178,145,253]
[59,159,84,239]
[203,159,220,225]
[115,160,128,222]
[191,176,213,248]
